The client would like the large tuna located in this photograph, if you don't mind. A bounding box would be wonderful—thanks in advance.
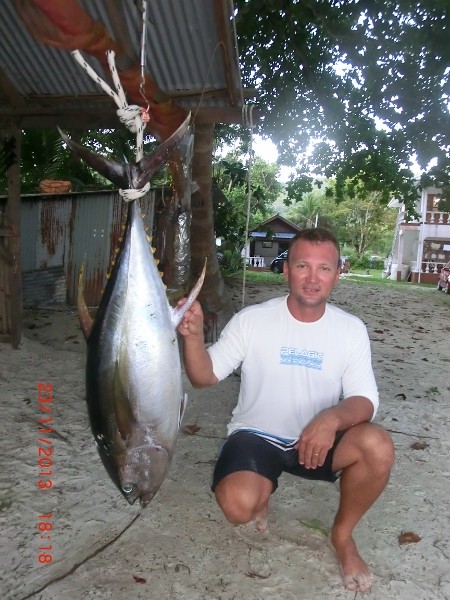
[62,116,204,507]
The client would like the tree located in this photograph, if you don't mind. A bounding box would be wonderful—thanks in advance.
[336,193,397,257]
[234,0,450,211]
[0,128,165,195]
[213,155,282,262]
[286,178,397,257]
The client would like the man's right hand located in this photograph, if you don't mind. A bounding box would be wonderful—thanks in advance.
[177,299,204,338]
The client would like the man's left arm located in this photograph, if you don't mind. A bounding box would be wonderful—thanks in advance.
[297,319,378,469]
[296,396,374,469]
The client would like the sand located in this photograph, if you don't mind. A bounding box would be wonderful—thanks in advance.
[1,275,449,600]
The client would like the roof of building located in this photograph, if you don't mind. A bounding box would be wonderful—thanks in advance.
[0,1,255,131]
[249,214,303,238]
[250,231,297,239]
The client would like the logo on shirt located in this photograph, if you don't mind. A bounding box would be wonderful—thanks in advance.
[279,346,323,370]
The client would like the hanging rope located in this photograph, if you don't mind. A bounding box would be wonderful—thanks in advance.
[139,0,151,121]
[70,0,151,200]
[241,104,255,309]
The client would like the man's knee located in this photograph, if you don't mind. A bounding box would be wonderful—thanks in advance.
[334,423,395,474]
[355,423,395,472]
[214,472,272,524]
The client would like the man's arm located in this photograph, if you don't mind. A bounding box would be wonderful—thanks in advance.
[177,300,218,388]
[296,396,375,469]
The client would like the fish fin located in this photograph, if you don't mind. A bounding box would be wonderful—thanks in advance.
[178,393,188,428]
[58,127,129,189]
[113,360,136,443]
[134,113,191,188]
[77,262,93,340]
[171,258,207,328]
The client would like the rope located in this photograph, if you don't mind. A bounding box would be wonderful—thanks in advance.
[71,1,151,199]
[119,183,151,201]
[241,104,255,309]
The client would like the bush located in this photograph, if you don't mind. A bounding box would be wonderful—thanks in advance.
[221,248,243,273]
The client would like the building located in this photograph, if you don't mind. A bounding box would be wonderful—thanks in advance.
[388,187,450,283]
[242,215,302,268]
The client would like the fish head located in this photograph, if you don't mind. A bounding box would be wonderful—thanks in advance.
[118,444,172,508]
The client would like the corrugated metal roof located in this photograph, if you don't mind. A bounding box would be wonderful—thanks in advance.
[250,231,297,239]
[0,0,246,128]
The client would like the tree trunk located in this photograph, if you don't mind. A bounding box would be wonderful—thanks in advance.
[190,123,234,331]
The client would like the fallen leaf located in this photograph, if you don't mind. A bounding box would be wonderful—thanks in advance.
[133,575,146,584]
[182,424,200,435]
[410,441,429,450]
[398,531,421,545]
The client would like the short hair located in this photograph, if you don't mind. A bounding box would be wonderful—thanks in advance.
[288,227,341,267]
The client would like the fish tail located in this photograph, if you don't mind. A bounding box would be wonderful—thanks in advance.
[77,261,93,339]
[171,258,207,328]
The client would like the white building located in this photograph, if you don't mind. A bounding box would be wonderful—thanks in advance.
[389,187,450,283]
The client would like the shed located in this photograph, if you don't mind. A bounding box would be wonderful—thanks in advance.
[0,0,257,346]
[246,214,302,264]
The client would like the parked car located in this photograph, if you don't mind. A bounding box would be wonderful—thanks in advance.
[270,250,288,273]
[437,266,450,292]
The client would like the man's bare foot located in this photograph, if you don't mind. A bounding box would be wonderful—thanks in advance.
[330,531,373,592]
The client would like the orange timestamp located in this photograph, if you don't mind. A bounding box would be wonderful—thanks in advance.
[37,382,54,565]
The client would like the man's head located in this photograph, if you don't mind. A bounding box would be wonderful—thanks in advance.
[284,227,341,320]
[287,227,341,268]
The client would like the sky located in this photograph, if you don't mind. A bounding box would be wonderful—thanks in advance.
[252,135,294,182]
[253,134,426,181]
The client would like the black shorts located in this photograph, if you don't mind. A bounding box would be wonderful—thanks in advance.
[211,430,344,492]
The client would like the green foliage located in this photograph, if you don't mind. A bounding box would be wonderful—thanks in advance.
[0,127,163,195]
[213,154,283,253]
[234,0,450,212]
[286,178,397,257]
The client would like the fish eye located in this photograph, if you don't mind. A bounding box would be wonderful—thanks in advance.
[121,483,135,494]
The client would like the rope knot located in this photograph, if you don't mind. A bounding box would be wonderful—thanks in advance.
[119,183,151,203]
[116,106,144,133]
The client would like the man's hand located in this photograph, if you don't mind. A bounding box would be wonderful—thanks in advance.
[295,409,339,469]
[294,396,375,469]
[177,299,218,388]
[177,299,204,338]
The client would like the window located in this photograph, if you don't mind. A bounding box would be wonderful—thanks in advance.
[262,241,273,248]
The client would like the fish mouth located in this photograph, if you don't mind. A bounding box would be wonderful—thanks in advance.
[120,482,157,508]
[139,491,157,508]
[121,482,140,505]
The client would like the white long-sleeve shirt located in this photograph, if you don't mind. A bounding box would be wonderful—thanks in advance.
[208,296,379,439]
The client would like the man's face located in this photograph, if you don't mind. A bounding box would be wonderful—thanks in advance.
[283,239,340,310]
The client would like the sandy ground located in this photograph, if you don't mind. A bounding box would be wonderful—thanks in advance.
[1,275,450,600]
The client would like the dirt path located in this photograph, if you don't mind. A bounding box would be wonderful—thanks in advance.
[1,277,449,599]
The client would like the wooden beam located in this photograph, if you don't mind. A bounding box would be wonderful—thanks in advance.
[214,0,243,107]
[0,67,26,108]
[0,103,259,128]
[193,106,260,124]
[4,124,23,348]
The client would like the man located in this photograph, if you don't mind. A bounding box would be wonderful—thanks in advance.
[178,227,394,593]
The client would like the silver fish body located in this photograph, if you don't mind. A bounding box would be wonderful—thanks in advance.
[86,200,187,507]
[64,115,204,507]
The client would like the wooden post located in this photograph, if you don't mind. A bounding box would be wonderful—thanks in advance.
[5,124,23,348]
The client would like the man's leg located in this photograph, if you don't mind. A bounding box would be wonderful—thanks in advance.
[215,470,273,529]
[330,423,395,592]
[212,432,283,529]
